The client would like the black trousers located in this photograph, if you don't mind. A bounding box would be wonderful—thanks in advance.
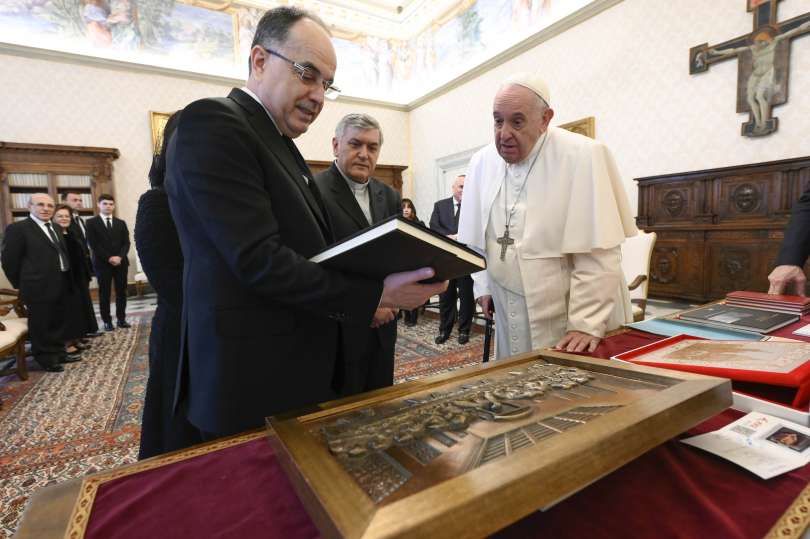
[96,263,128,323]
[438,275,475,336]
[27,273,70,368]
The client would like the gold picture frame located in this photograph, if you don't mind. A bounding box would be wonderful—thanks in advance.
[268,349,731,538]
[559,116,595,138]
[149,111,174,153]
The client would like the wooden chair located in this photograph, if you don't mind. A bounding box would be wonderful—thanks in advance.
[133,252,148,298]
[0,288,29,381]
[620,231,658,322]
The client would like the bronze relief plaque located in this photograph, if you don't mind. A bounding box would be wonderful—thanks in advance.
[267,351,731,539]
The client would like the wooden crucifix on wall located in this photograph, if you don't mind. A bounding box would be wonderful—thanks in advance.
[689,0,810,137]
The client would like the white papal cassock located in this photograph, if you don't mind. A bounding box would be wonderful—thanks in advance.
[458,126,638,358]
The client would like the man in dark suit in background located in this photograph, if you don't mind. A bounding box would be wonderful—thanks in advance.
[1,194,76,372]
[61,191,100,336]
[165,7,444,442]
[85,194,130,331]
[430,174,475,345]
[314,113,401,395]
[769,183,810,296]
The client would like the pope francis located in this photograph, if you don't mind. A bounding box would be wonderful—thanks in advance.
[457,72,637,357]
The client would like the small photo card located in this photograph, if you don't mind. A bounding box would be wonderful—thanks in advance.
[767,427,810,453]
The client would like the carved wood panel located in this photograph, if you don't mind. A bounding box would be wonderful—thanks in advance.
[646,181,701,226]
[649,232,705,301]
[714,172,779,224]
[636,156,810,302]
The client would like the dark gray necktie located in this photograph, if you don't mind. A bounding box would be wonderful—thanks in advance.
[45,222,70,271]
[106,217,112,231]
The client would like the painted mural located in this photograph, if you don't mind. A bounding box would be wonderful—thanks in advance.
[0,0,595,102]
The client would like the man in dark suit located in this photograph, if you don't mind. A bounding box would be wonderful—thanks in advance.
[430,174,475,345]
[769,183,810,296]
[85,194,131,331]
[61,191,100,336]
[1,194,77,372]
[314,113,402,395]
[164,7,444,441]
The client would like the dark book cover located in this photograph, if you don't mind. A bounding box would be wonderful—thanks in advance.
[679,304,798,334]
[310,215,486,282]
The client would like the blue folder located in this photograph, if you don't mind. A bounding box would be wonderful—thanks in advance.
[626,317,760,341]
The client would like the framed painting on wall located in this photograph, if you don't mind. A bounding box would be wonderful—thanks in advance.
[149,111,174,153]
[559,116,595,138]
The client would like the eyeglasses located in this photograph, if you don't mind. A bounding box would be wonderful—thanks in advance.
[261,47,341,100]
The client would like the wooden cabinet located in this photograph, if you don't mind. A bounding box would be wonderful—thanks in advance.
[636,156,810,302]
[0,142,119,228]
[307,160,407,193]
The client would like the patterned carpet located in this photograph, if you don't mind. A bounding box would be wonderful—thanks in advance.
[0,303,483,538]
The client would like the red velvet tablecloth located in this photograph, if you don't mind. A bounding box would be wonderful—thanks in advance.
[81,327,810,539]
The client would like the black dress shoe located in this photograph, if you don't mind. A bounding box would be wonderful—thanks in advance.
[434,333,450,345]
[44,364,65,372]
[458,333,470,345]
[104,322,114,331]
[85,331,104,338]
[61,354,82,364]
[117,321,131,329]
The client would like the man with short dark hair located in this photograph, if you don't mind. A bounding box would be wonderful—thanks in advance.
[165,7,444,441]
[430,174,475,345]
[85,194,130,331]
[314,113,401,395]
[61,191,100,336]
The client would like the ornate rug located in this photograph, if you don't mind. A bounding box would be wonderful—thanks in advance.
[0,309,484,538]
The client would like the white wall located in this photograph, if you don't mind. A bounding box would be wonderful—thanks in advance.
[409,0,810,219]
[0,52,410,275]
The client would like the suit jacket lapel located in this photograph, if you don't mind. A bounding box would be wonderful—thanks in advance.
[25,217,60,254]
[227,89,330,238]
[368,179,387,224]
[328,163,369,229]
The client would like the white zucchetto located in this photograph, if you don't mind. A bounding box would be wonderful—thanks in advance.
[502,72,551,107]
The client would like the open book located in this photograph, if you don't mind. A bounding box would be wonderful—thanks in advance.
[310,215,486,282]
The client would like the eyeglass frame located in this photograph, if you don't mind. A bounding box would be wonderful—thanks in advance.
[259,46,341,99]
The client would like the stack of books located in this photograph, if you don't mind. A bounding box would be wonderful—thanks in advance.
[726,291,810,316]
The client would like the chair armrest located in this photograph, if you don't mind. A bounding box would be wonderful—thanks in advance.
[627,275,647,291]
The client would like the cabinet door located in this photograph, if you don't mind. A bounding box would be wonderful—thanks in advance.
[646,181,701,226]
[649,232,705,301]
[705,230,780,299]
[714,173,779,225]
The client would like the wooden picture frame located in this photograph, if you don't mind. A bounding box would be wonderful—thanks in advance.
[149,111,174,153]
[558,116,595,138]
[267,350,731,538]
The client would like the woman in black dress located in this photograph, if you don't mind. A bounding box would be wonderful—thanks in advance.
[401,198,425,327]
[53,204,91,354]
[136,112,200,459]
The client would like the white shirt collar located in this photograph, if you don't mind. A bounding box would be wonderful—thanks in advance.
[241,86,282,135]
[30,213,49,226]
[335,160,369,191]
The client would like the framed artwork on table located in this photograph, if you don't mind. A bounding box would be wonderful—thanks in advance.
[268,349,731,538]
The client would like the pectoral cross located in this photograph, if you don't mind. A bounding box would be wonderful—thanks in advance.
[496,229,514,261]
[689,0,810,137]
